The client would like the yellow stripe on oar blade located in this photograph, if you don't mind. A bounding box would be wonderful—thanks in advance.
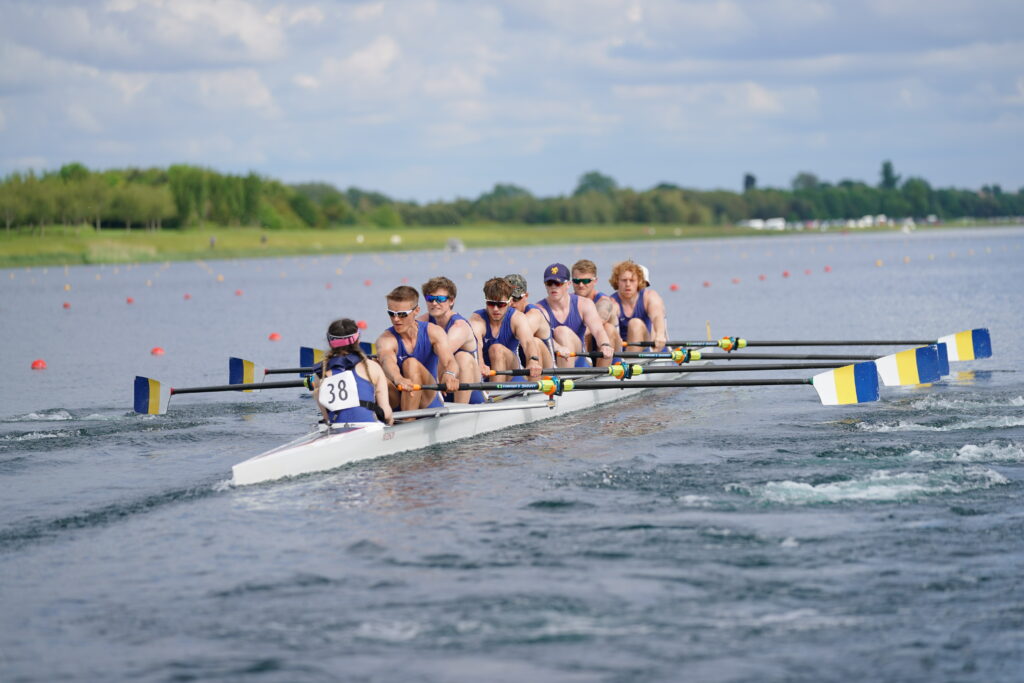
[937,328,992,361]
[875,346,941,386]
[228,357,266,391]
[133,376,171,415]
[811,362,879,405]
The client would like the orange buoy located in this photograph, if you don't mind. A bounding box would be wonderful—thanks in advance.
[183,293,192,300]
[150,347,165,356]
[363,279,372,287]
[31,359,47,370]
[669,283,679,292]
[758,274,766,281]
[702,281,711,288]
[325,283,332,289]
[62,302,71,309]
[823,265,832,273]
[731,278,740,284]
[782,270,790,278]
[356,320,368,329]
[804,269,812,275]
[268,332,281,341]
[126,297,135,304]
[235,289,243,296]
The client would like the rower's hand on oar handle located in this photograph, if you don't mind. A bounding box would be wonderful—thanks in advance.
[555,344,571,359]
[599,342,614,360]
[441,370,460,393]
[525,358,542,380]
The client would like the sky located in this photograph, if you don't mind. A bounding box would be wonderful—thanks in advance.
[0,0,1022,201]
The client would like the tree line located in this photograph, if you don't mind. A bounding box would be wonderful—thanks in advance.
[0,161,1020,233]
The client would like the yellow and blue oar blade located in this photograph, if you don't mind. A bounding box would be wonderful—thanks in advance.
[937,328,992,361]
[133,376,171,415]
[228,357,266,391]
[811,362,879,405]
[875,345,941,386]
[359,341,378,356]
[934,343,950,376]
[299,346,327,371]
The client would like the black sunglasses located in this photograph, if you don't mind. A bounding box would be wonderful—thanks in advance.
[571,277,594,285]
[485,299,510,308]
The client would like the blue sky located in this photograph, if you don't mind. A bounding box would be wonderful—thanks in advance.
[1,0,1021,201]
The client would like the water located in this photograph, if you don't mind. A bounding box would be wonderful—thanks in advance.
[2,228,1023,682]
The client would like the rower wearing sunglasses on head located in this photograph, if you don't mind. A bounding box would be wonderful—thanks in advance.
[536,263,614,368]
[609,260,668,352]
[418,276,486,405]
[570,259,623,357]
[374,285,461,412]
[504,273,555,370]
[469,277,544,382]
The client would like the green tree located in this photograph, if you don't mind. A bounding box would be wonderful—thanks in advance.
[880,160,900,190]
[791,172,819,192]
[900,177,933,217]
[743,173,756,192]
[573,171,617,196]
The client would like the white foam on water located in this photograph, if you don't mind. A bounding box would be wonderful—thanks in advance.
[676,494,713,507]
[908,395,1024,410]
[0,431,71,443]
[7,410,74,422]
[857,415,1024,432]
[908,441,1024,463]
[728,466,1008,505]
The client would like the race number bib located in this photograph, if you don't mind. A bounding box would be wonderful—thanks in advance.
[318,370,360,412]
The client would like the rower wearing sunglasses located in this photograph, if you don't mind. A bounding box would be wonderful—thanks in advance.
[374,285,461,412]
[419,276,486,405]
[504,273,555,370]
[537,263,614,368]
[469,278,544,382]
[570,259,623,357]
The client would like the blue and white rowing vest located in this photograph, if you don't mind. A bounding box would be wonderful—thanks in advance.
[538,294,586,344]
[315,354,378,424]
[390,321,443,408]
[611,289,652,338]
[475,307,519,360]
[430,313,485,405]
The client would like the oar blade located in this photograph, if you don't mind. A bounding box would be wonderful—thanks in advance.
[937,328,992,361]
[299,346,327,371]
[228,357,266,391]
[934,343,950,377]
[875,345,941,386]
[811,362,879,405]
[359,341,378,356]
[133,376,171,415]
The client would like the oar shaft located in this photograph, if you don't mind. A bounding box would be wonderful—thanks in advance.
[640,362,849,373]
[636,339,935,347]
[172,380,305,395]
[699,352,878,361]
[266,367,311,375]
[572,379,812,389]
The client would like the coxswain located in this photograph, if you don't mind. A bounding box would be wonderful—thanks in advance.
[570,259,622,356]
[374,285,460,411]
[310,318,393,427]
[536,263,614,367]
[504,273,555,369]
[419,276,486,404]
[609,260,668,351]
[469,277,544,382]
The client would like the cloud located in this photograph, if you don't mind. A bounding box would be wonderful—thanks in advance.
[67,102,102,132]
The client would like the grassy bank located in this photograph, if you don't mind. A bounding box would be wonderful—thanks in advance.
[0,220,1001,268]
[0,224,752,267]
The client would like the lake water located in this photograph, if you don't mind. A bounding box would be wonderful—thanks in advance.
[1,227,1023,682]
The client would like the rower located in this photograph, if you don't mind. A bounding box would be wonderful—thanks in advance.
[469,277,543,382]
[609,259,668,352]
[374,285,461,412]
[570,259,622,356]
[310,318,393,427]
[419,275,486,405]
[536,262,614,368]
[504,273,555,369]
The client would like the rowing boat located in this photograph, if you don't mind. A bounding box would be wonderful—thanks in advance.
[230,359,701,486]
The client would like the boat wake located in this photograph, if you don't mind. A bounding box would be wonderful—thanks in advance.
[726,465,1009,505]
[854,415,1024,432]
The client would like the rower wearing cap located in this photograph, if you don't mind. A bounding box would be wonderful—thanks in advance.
[311,318,393,427]
[419,276,486,405]
[504,273,555,369]
[609,260,668,351]
[469,277,543,382]
[570,259,622,356]
[537,262,614,368]
[374,285,460,412]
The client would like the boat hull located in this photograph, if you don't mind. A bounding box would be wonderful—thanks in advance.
[231,362,696,486]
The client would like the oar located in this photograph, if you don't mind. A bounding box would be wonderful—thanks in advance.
[135,376,310,415]
[404,361,880,406]
[635,327,992,359]
[502,362,851,377]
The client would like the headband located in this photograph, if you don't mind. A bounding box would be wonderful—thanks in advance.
[327,331,360,348]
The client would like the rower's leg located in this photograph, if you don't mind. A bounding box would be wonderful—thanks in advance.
[488,344,516,382]
[552,326,582,367]
[453,351,478,403]
[624,317,651,352]
[400,358,438,410]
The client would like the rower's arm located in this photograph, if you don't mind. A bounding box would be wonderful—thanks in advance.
[469,313,491,375]
[446,318,474,355]
[428,322,460,391]
[579,297,612,358]
[645,289,669,349]
[595,296,619,325]
[374,334,405,386]
[366,360,394,425]
[511,312,542,378]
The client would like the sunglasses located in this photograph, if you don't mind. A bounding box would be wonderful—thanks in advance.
[387,308,417,318]
[571,277,594,285]
[424,294,450,303]
[485,299,510,308]
[544,280,565,287]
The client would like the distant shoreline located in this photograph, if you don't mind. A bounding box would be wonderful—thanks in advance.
[0,221,1014,268]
